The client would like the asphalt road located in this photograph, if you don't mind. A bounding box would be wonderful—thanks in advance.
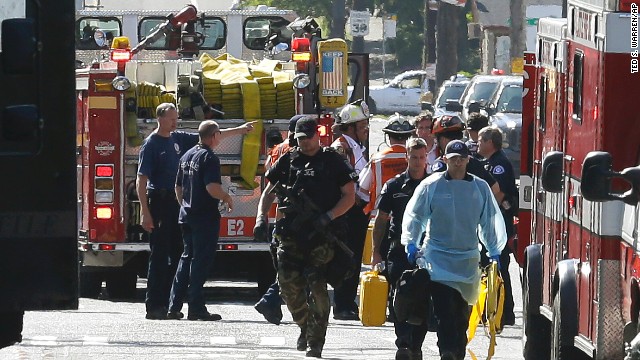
[0,257,524,360]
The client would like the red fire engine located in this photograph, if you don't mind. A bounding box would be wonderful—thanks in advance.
[519,0,640,358]
[75,5,369,298]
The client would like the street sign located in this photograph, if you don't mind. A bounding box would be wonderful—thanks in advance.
[383,19,396,38]
[349,10,370,37]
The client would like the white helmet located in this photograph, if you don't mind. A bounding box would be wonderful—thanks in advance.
[337,99,370,124]
[382,113,414,135]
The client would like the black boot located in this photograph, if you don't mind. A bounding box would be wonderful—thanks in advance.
[297,329,307,351]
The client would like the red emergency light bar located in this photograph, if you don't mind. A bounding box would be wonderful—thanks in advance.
[220,244,238,251]
[111,49,132,62]
[99,244,116,251]
[96,165,114,177]
[291,37,311,71]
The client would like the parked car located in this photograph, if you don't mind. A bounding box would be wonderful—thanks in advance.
[486,76,523,176]
[350,70,428,115]
[458,75,504,122]
[433,76,469,117]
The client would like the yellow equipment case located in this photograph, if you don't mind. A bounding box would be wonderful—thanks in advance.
[359,265,389,326]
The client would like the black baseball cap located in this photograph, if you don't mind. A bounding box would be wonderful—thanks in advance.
[294,117,318,139]
[444,140,471,159]
[288,114,306,133]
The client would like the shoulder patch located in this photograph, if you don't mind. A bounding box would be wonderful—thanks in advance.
[334,145,345,155]
[492,165,505,175]
[432,161,445,172]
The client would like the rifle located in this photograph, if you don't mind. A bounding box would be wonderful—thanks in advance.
[269,181,354,258]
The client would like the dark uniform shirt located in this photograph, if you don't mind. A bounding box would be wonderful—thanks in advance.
[483,150,518,237]
[377,170,428,241]
[266,147,356,214]
[138,131,198,190]
[430,156,497,188]
[176,143,222,223]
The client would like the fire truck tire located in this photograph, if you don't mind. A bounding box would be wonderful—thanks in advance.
[79,271,103,298]
[105,270,138,300]
[551,291,581,360]
[522,276,550,359]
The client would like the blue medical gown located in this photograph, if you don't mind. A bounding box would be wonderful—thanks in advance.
[401,172,507,304]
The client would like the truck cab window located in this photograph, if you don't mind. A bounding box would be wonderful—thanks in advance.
[243,16,292,50]
[76,17,121,50]
[138,16,226,50]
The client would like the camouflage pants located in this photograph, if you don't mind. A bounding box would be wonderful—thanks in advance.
[276,237,334,349]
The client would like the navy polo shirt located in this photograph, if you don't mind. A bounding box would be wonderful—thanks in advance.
[377,170,427,241]
[176,143,222,223]
[138,131,198,191]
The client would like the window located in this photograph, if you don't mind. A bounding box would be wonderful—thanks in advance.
[468,81,500,105]
[538,76,547,131]
[496,85,523,113]
[437,84,466,108]
[572,51,584,123]
[243,16,292,50]
[76,17,122,50]
[399,77,422,89]
[138,16,225,50]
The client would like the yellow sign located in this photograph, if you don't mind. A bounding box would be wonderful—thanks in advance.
[318,39,349,108]
[511,58,524,74]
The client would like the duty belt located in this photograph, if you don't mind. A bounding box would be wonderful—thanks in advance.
[147,189,176,198]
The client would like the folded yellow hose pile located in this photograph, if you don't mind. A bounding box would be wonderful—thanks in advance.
[199,53,295,120]
[137,81,175,118]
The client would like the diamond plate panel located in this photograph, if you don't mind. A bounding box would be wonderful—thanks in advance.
[596,259,625,359]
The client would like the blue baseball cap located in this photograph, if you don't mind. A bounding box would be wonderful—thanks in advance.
[444,140,471,159]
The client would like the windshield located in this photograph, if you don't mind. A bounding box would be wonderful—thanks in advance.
[437,85,466,107]
[496,84,523,113]
[76,17,122,50]
[138,17,225,50]
[467,81,500,105]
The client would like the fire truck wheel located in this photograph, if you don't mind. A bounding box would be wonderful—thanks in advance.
[106,270,138,300]
[79,271,103,299]
[522,272,550,360]
[551,292,581,360]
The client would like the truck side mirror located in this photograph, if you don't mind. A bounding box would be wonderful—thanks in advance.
[2,18,36,75]
[620,166,640,205]
[541,151,563,193]
[580,151,615,202]
[486,104,496,116]
[468,101,482,114]
[445,100,463,112]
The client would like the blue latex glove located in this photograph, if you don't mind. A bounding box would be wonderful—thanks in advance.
[490,254,501,269]
[406,243,419,265]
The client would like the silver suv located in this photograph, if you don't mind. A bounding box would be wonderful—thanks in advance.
[486,76,523,177]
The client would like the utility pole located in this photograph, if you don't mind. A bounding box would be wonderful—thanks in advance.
[330,0,347,38]
[351,0,367,53]
[424,2,437,64]
[510,0,525,72]
[436,2,459,89]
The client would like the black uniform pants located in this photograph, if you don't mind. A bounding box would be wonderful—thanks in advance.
[431,282,470,359]
[332,204,369,312]
[145,190,183,313]
[387,244,429,351]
